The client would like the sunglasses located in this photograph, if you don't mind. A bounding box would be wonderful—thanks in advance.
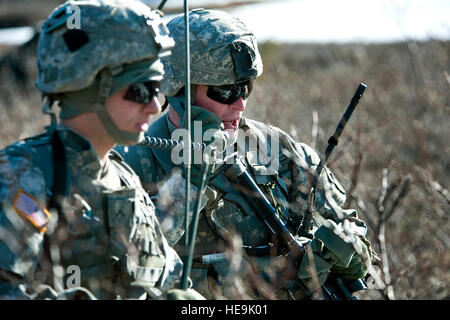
[123,81,160,104]
[206,80,253,105]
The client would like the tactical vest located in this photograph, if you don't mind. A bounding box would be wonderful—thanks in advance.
[136,115,363,299]
[201,119,295,254]
[8,128,175,299]
[143,116,296,256]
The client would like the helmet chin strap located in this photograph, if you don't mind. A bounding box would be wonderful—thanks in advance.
[94,103,144,145]
[167,95,187,128]
[41,95,59,133]
[93,68,143,146]
[167,84,197,127]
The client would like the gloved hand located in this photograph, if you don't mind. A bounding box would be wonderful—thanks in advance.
[297,233,372,291]
[330,235,372,279]
[181,105,228,188]
[297,239,334,291]
[166,288,206,300]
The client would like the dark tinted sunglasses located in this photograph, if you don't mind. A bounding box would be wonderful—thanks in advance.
[206,80,253,105]
[123,81,160,104]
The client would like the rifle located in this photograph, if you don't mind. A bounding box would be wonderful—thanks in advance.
[222,155,366,300]
[295,83,367,236]
[221,83,368,299]
[140,83,368,297]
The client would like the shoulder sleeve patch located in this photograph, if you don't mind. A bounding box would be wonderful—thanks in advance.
[12,189,51,233]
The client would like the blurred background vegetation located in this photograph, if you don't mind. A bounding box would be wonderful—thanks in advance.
[0,0,448,299]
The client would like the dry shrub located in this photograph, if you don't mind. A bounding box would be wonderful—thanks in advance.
[247,40,449,299]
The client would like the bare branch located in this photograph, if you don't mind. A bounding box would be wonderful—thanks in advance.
[383,175,412,222]
[377,168,389,216]
[350,192,377,234]
[413,165,450,206]
[377,222,396,300]
[444,71,450,88]
[310,110,319,150]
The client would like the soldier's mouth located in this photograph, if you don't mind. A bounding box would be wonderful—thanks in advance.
[222,119,239,130]
[138,122,149,132]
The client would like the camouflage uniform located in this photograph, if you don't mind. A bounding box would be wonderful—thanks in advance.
[0,0,199,300]
[0,125,184,299]
[117,9,374,299]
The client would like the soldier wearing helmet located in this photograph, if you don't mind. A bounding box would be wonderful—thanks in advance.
[0,0,204,300]
[117,9,376,299]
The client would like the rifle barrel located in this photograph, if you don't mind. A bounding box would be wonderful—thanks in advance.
[296,83,367,236]
[314,82,366,190]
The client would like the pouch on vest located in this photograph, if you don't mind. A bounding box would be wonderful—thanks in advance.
[103,187,166,288]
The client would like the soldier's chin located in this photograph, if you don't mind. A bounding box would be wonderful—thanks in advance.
[122,131,145,146]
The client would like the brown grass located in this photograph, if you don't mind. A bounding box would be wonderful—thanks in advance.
[248,40,449,300]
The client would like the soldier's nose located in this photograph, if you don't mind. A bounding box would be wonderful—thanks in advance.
[229,97,245,111]
[144,97,162,115]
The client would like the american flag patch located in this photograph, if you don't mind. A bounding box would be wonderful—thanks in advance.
[13,189,51,232]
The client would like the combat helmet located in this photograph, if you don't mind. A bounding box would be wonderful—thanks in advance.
[161,8,263,98]
[35,0,174,144]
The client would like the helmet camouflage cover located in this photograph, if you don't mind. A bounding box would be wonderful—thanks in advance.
[35,0,174,145]
[36,0,174,94]
[161,8,263,97]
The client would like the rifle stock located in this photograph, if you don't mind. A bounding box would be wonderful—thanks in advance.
[222,83,369,299]
[223,158,304,259]
[223,156,366,300]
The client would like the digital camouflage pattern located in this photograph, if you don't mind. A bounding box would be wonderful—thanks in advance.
[116,8,375,299]
[0,126,183,299]
[36,0,173,93]
[0,0,196,300]
[35,0,175,146]
[161,8,263,97]
[117,115,375,298]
